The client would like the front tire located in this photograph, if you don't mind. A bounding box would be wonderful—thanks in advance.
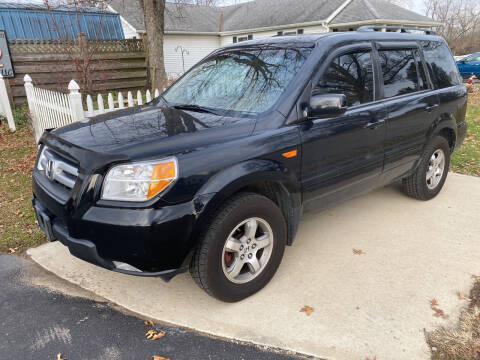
[402,136,450,200]
[190,192,287,302]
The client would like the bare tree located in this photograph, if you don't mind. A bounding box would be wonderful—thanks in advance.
[140,0,220,91]
[425,0,480,54]
[42,0,113,94]
[139,0,168,92]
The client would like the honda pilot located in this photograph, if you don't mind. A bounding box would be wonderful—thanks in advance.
[33,28,467,302]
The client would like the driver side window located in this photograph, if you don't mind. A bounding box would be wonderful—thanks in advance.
[313,50,374,107]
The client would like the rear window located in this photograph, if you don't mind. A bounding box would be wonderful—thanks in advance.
[420,41,462,89]
[378,49,423,98]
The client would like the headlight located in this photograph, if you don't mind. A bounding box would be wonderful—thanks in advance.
[37,147,47,171]
[101,157,178,202]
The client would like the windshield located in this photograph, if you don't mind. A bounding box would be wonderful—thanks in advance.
[163,46,312,115]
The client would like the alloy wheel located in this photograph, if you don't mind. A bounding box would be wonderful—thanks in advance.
[221,217,273,284]
[426,149,446,190]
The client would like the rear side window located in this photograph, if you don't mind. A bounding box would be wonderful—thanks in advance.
[420,41,461,89]
[313,50,374,107]
[413,49,428,90]
[378,49,423,98]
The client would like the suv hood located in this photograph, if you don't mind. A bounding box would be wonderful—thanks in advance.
[43,103,256,169]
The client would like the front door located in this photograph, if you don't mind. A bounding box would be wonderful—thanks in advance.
[300,45,387,203]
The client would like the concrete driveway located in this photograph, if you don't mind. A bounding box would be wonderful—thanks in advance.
[28,173,480,360]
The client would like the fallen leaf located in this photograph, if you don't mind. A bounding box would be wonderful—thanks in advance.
[144,320,155,326]
[457,292,472,302]
[353,249,366,255]
[146,329,157,339]
[146,329,165,340]
[470,346,480,356]
[300,305,314,316]
[8,247,18,254]
[152,356,170,360]
[365,357,377,360]
[152,332,165,340]
[429,299,449,319]
[56,354,66,360]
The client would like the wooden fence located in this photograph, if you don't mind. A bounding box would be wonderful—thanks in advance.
[7,37,147,107]
[24,75,160,143]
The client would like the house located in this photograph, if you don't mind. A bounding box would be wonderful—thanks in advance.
[0,2,124,39]
[110,0,439,77]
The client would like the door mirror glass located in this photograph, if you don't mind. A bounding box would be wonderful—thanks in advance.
[308,94,347,118]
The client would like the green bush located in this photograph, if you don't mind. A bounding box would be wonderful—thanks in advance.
[12,105,30,128]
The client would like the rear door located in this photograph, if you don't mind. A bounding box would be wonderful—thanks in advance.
[300,43,387,202]
[375,42,439,182]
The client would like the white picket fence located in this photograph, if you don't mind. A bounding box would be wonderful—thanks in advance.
[24,74,160,143]
[0,74,15,131]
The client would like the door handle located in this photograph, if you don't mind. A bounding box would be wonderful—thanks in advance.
[426,104,439,113]
[364,119,385,130]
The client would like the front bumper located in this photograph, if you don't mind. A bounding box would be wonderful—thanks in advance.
[32,172,210,281]
[33,198,193,281]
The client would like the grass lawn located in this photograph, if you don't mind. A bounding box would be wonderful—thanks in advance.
[0,120,46,254]
[451,91,480,176]
[1,92,480,255]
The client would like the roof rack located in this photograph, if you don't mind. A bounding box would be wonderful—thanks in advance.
[357,25,436,35]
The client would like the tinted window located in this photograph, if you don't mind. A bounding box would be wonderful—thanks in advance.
[164,47,311,114]
[314,51,374,107]
[421,41,461,89]
[379,49,421,98]
[413,49,428,90]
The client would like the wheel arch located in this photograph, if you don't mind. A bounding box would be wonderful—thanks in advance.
[192,159,302,247]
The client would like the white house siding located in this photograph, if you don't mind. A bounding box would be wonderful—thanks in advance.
[219,24,328,46]
[163,34,220,77]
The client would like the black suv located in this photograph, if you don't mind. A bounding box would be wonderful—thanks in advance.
[33,29,467,302]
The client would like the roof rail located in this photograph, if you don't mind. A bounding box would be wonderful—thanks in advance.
[357,25,436,35]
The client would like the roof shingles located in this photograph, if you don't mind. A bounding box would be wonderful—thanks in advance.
[109,0,436,33]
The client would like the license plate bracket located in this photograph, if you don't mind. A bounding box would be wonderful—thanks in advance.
[34,206,56,242]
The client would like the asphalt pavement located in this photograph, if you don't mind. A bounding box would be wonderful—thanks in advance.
[0,255,307,360]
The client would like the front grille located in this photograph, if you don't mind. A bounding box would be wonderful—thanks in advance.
[39,147,79,190]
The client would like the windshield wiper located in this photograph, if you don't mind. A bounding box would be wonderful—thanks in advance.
[173,104,223,115]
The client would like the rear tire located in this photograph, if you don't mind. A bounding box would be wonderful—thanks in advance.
[402,136,450,200]
[190,192,287,302]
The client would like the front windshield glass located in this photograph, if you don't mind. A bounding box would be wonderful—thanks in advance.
[163,46,312,115]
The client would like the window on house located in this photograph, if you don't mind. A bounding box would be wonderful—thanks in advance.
[297,29,304,34]
[284,31,297,35]
[248,34,253,40]
[277,31,283,36]
[233,36,237,43]
[313,50,374,107]
[332,28,338,32]
[238,36,248,42]
[349,28,354,31]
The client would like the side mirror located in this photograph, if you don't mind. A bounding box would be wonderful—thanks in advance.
[308,94,347,118]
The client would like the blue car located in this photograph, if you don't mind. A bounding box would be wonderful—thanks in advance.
[457,52,480,77]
